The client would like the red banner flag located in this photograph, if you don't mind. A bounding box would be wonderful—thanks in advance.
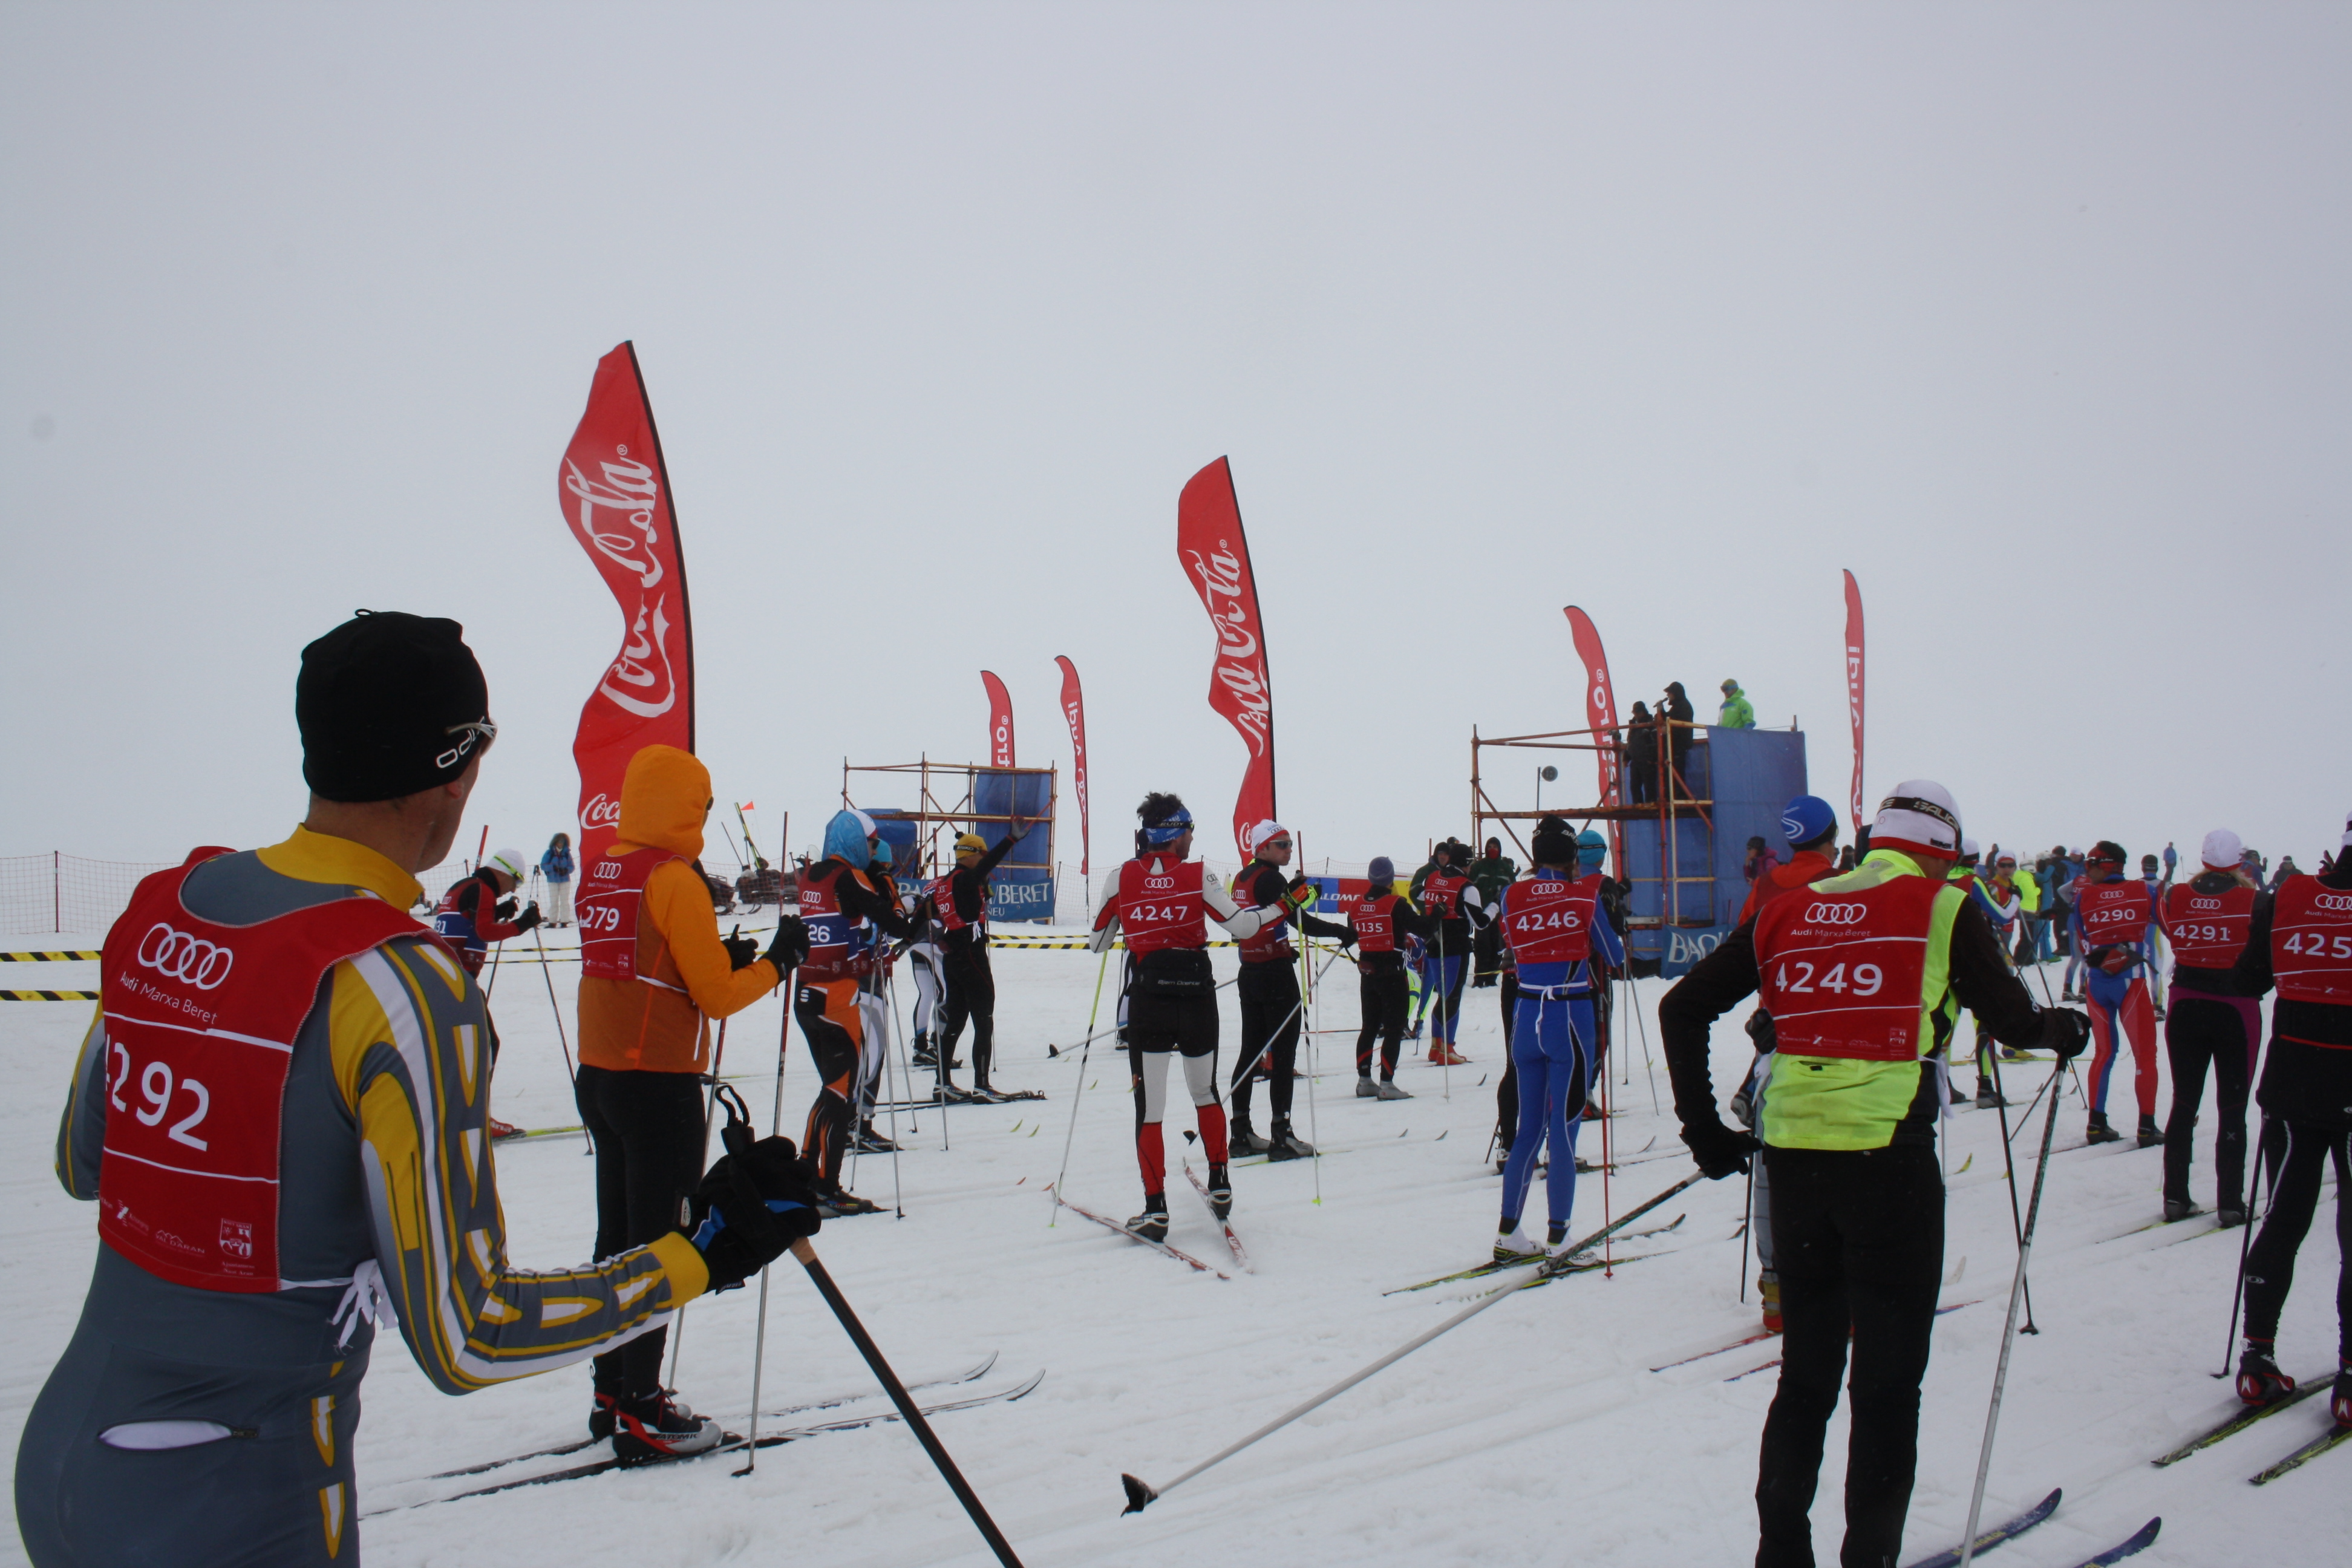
[1562,607,1621,806]
[1842,568,1866,833]
[560,343,694,866]
[981,670,1016,768]
[1054,655,1089,876]
[1177,457,1276,856]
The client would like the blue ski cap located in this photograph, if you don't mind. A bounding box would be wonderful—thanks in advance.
[1140,805,1194,846]
[1780,794,1838,848]
[824,808,877,863]
[1577,830,1607,868]
[1368,855,1395,884]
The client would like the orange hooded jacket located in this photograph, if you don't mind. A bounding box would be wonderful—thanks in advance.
[577,745,780,1074]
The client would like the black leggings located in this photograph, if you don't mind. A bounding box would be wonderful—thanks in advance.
[1356,958,1408,1079]
[2163,995,2255,1211]
[1757,1143,1944,1568]
[575,1064,708,1397]
[1232,961,1302,1125]
[938,946,997,1085]
[1497,971,1520,1145]
[2244,1118,2352,1359]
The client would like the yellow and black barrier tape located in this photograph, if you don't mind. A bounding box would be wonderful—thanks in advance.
[3,990,100,1002]
[2,951,103,962]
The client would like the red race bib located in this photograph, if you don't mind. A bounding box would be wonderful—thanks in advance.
[1753,875,1943,1063]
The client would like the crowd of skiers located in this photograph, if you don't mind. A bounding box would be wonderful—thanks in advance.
[18,607,2350,1568]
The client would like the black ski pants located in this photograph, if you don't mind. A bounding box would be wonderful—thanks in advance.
[1472,920,1503,985]
[938,942,998,1086]
[576,1064,709,1398]
[2162,995,2255,1212]
[1232,959,1301,1127]
[2244,1117,2352,1361]
[1497,970,1520,1148]
[1356,956,1409,1080]
[1756,1143,1943,1568]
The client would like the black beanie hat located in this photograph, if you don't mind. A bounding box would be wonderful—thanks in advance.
[297,610,492,803]
[1531,815,1576,866]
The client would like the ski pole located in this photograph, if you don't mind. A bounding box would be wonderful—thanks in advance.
[2212,1114,2273,1378]
[666,1018,730,1388]
[880,977,904,1219]
[1739,1159,1753,1304]
[1627,973,1661,1116]
[1437,919,1452,1102]
[1119,1171,1705,1515]
[734,973,796,1476]
[1982,1045,2037,1333]
[531,923,589,1153]
[1050,946,1113,1225]
[792,1238,1025,1566]
[1958,1063,2066,1568]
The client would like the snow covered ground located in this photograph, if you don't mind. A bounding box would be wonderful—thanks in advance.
[2,930,2342,1566]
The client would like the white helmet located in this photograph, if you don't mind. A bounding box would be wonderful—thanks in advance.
[1872,780,1961,857]
[487,847,530,885]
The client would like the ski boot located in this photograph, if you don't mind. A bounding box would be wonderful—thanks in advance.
[1266,1122,1314,1161]
[589,1388,621,1439]
[1759,1269,1783,1334]
[2162,1196,2202,1224]
[1975,1082,2005,1109]
[1355,1076,1380,1099]
[612,1388,721,1465]
[1494,1222,1541,1263]
[852,1120,899,1154]
[2236,1341,2297,1406]
[969,1082,1012,1104]
[1206,1165,1232,1221]
[1376,1079,1414,1100]
[2084,1112,2123,1145]
[1429,1045,1471,1067]
[2333,1367,2352,1428]
[2136,1114,2163,1149]
[1947,1079,1967,1105]
[1229,1116,1269,1157]
[815,1189,884,1219]
[912,1033,938,1071]
[1126,1195,1169,1244]
[1543,1220,1571,1258]
[2216,1204,2248,1229]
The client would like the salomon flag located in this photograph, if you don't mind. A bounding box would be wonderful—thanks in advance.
[1842,569,1866,834]
[1177,458,1276,857]
[981,670,1016,767]
[560,343,694,864]
[1054,655,1089,875]
[1563,606,1621,806]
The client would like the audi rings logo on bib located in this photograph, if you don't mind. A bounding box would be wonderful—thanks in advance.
[2314,892,2352,915]
[136,923,234,989]
[1805,902,1869,926]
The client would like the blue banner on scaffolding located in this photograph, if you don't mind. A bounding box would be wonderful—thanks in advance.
[975,768,1056,925]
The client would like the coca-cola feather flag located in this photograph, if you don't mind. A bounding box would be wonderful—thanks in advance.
[1177,457,1276,856]
[1563,607,1621,807]
[981,670,1016,768]
[560,343,694,864]
[1842,569,1866,834]
[1054,655,1089,876]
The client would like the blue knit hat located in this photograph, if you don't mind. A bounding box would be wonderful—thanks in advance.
[1577,830,1607,868]
[1780,794,1838,849]
[1368,856,1395,884]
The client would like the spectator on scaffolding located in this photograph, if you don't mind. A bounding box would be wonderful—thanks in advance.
[1469,836,1517,988]
[1627,701,1659,805]
[1718,679,1757,730]
[1661,682,1696,799]
[1743,835,1779,887]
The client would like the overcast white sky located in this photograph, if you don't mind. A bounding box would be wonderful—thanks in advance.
[5,4,2347,883]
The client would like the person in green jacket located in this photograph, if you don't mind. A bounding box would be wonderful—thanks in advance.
[1468,836,1517,987]
[1718,679,1757,730]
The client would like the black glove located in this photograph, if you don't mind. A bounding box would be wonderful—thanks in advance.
[762,916,811,974]
[1743,1009,1777,1052]
[1338,927,1357,950]
[512,901,542,934]
[1681,1119,1760,1181]
[721,924,759,971]
[2041,1007,2092,1063]
[495,897,518,923]
[687,1087,822,1291]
